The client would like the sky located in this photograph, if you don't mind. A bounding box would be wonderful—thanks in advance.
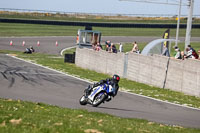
[0,0,199,17]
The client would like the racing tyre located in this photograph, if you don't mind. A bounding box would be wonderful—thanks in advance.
[92,92,107,107]
[79,95,87,105]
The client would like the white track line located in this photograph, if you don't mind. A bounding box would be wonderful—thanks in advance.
[6,54,200,111]
[6,54,93,84]
[60,46,77,56]
[0,71,72,76]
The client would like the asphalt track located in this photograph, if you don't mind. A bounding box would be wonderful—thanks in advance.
[1,36,200,128]
[1,36,200,55]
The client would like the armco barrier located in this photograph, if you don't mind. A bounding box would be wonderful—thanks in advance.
[75,48,200,97]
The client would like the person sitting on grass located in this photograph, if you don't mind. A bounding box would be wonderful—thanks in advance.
[174,46,182,59]
[111,43,117,53]
[188,45,199,59]
[131,41,140,54]
[185,47,195,59]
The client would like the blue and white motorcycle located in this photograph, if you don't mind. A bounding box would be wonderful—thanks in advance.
[79,84,113,107]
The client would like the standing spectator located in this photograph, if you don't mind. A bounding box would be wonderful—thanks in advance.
[162,44,170,57]
[131,41,140,53]
[174,46,182,59]
[119,43,123,52]
[76,34,79,44]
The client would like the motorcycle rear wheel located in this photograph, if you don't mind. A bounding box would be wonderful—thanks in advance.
[92,92,107,107]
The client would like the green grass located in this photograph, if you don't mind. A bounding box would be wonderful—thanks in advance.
[62,48,76,55]
[1,22,200,37]
[1,49,200,109]
[1,98,199,133]
[0,23,84,36]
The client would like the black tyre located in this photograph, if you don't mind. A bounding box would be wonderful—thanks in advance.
[79,95,87,105]
[92,92,107,107]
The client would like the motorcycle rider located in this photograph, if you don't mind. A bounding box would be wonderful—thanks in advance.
[86,74,120,101]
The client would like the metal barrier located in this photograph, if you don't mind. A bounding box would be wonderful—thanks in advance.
[1,18,200,28]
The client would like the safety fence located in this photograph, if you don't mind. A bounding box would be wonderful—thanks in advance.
[1,18,200,28]
[75,48,200,97]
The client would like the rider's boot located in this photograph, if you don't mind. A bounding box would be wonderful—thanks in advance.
[106,95,112,102]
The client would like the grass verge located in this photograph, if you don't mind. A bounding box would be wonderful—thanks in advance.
[1,22,200,37]
[1,98,200,133]
[1,49,200,109]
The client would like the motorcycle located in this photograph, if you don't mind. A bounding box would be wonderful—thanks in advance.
[79,83,113,107]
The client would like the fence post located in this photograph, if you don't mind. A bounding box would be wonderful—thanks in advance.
[123,53,129,78]
[163,57,170,89]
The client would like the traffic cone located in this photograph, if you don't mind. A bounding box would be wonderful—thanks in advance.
[55,41,58,46]
[22,41,25,46]
[37,41,40,46]
[10,41,13,46]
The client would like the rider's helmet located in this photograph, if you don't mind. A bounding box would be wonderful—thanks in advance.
[112,74,120,83]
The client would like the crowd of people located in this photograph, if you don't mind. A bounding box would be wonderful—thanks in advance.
[173,45,199,60]
[92,41,200,61]
[92,40,119,53]
[92,40,141,54]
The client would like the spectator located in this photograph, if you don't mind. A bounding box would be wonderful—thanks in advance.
[119,43,123,52]
[198,50,200,60]
[185,47,195,59]
[106,44,111,52]
[92,44,96,50]
[111,43,117,53]
[181,51,185,60]
[105,40,111,47]
[188,45,199,59]
[96,43,102,51]
[131,41,140,53]
[97,43,103,49]
[76,34,79,44]
[174,46,182,59]
[162,44,170,57]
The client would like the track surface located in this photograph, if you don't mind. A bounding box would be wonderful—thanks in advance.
[1,36,200,128]
[1,36,200,55]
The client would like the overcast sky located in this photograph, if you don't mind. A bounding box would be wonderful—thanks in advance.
[0,0,199,16]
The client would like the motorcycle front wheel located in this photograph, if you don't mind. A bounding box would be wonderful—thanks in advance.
[92,92,107,107]
[79,95,87,105]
